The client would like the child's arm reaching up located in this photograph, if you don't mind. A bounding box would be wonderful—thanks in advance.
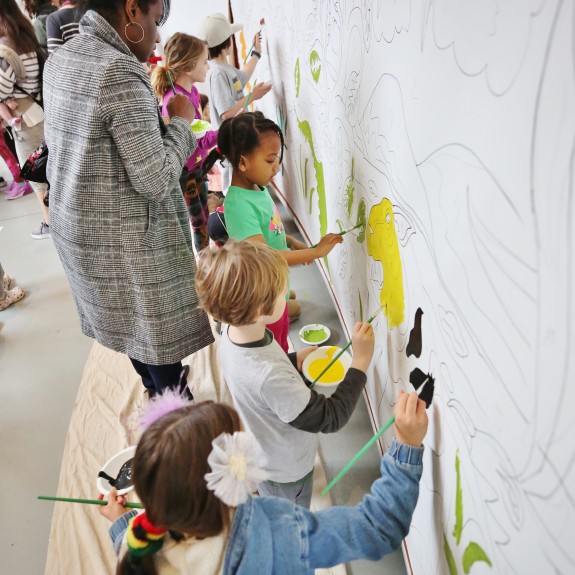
[247,233,343,266]
[289,323,375,433]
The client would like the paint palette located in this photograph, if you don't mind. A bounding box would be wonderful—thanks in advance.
[298,323,331,345]
[96,446,136,496]
[302,346,353,387]
[190,119,211,139]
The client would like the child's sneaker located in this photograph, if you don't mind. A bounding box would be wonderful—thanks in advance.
[0,286,25,311]
[2,273,11,291]
[31,221,51,240]
[5,181,33,200]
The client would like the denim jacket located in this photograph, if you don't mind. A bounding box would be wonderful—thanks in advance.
[110,439,423,574]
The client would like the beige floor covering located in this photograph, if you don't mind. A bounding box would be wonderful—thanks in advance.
[45,327,345,575]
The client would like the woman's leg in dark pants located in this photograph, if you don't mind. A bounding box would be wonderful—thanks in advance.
[129,358,192,399]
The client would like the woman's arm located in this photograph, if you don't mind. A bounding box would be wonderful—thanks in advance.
[98,57,197,202]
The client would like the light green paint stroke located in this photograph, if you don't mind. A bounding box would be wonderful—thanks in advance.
[359,292,364,321]
[294,58,300,97]
[453,450,463,544]
[462,542,492,574]
[356,199,366,243]
[310,50,321,83]
[297,117,327,237]
[346,157,355,218]
[443,533,459,575]
[335,219,344,232]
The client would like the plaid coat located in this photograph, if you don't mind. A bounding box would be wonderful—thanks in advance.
[43,11,214,364]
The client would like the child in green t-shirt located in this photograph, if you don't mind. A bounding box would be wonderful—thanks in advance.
[202,112,342,352]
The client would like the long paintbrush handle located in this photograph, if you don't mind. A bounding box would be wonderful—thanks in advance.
[309,341,352,388]
[321,378,429,494]
[38,495,143,509]
[321,415,396,495]
[310,222,363,248]
[309,305,384,388]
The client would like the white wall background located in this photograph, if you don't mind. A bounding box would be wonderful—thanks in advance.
[230,1,575,575]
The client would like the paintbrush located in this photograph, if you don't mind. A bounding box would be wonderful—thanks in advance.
[321,378,430,495]
[242,79,256,110]
[166,69,177,96]
[244,18,265,63]
[311,221,364,248]
[309,303,386,389]
[38,495,143,508]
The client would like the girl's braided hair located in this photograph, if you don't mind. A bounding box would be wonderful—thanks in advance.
[202,111,284,176]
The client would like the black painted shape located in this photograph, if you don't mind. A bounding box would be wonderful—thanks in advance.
[409,367,435,408]
[98,458,134,490]
[406,308,424,358]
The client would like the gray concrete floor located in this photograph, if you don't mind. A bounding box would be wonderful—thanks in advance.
[0,181,93,574]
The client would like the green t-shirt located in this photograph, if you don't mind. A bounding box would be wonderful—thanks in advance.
[224,185,288,250]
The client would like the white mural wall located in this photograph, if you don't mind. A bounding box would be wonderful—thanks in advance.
[230,1,575,574]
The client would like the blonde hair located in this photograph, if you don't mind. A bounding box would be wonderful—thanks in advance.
[151,33,208,100]
[196,240,289,326]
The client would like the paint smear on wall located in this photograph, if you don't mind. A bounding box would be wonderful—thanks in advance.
[366,198,404,328]
[310,49,321,83]
[294,58,300,98]
[297,116,327,237]
[239,31,247,63]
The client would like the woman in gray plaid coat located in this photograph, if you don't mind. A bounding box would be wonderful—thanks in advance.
[43,0,214,396]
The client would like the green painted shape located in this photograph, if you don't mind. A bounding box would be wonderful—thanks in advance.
[453,450,463,544]
[443,532,459,575]
[356,199,366,243]
[359,292,364,321]
[309,50,321,83]
[335,219,344,232]
[297,116,327,237]
[294,58,301,97]
[346,157,355,218]
[462,542,492,574]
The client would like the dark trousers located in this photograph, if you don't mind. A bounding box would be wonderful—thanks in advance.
[129,358,192,399]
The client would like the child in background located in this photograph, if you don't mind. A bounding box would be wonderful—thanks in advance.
[0,263,25,310]
[202,112,342,352]
[197,12,272,194]
[199,92,224,212]
[152,33,217,252]
[100,389,427,574]
[0,123,33,200]
[195,240,375,506]
[0,98,20,128]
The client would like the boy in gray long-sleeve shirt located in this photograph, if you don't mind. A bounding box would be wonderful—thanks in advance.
[196,239,375,507]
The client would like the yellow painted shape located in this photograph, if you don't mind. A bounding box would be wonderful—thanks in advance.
[308,346,345,384]
[239,31,247,62]
[366,198,405,328]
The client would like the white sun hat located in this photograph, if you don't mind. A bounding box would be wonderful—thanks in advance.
[197,13,244,48]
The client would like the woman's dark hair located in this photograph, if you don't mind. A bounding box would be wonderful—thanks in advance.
[0,0,41,54]
[208,37,231,59]
[77,0,170,27]
[203,111,285,176]
[116,401,241,575]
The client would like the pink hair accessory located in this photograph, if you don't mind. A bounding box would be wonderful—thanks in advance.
[140,389,194,431]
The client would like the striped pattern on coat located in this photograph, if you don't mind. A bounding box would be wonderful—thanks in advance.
[43,10,214,364]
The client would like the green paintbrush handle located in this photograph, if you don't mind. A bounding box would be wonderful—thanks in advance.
[38,495,143,509]
[310,222,363,248]
[166,70,177,96]
[309,341,352,388]
[309,305,384,388]
[321,378,429,494]
[321,414,396,495]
